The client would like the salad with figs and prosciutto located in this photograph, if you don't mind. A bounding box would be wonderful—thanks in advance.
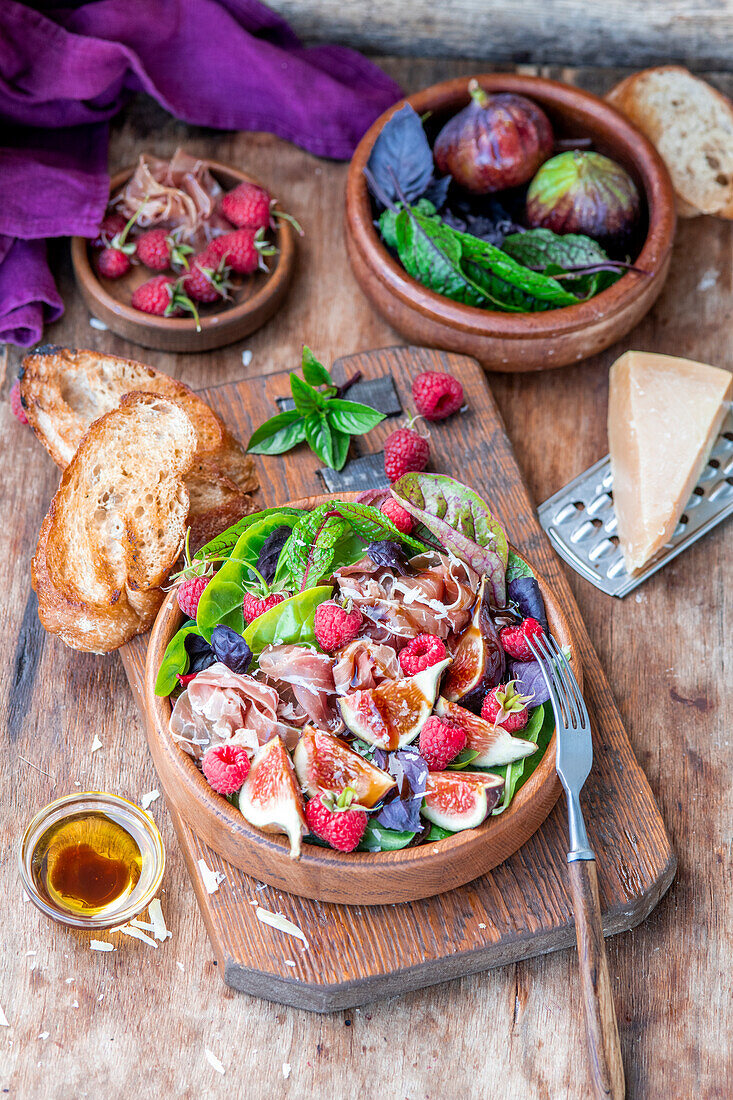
[156,474,557,858]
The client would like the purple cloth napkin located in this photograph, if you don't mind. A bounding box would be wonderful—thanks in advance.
[0,0,402,346]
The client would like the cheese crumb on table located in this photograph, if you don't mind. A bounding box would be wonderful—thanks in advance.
[140,789,160,810]
[205,1049,225,1075]
[283,1063,291,1079]
[255,907,309,948]
[90,735,103,753]
[198,859,225,894]
[0,1005,9,1027]
[90,941,115,952]
[148,898,171,941]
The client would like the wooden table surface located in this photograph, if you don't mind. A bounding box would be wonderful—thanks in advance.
[1,59,730,1100]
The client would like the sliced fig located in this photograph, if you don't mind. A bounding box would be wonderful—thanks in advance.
[421,770,504,830]
[435,697,538,767]
[237,736,307,859]
[442,579,505,709]
[293,727,396,807]
[339,659,450,751]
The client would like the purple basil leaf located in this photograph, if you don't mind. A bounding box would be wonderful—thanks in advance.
[422,174,451,209]
[184,631,216,675]
[366,539,410,575]
[211,625,252,675]
[507,576,548,631]
[257,525,293,584]
[374,749,429,832]
[508,659,550,705]
[365,103,434,208]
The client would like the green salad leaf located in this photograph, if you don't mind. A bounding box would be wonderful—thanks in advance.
[501,228,610,271]
[358,821,416,852]
[154,621,203,696]
[390,473,508,605]
[196,512,300,640]
[194,506,303,563]
[491,703,554,815]
[506,548,534,583]
[243,586,333,655]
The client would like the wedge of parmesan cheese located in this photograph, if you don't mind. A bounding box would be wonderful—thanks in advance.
[608,351,731,572]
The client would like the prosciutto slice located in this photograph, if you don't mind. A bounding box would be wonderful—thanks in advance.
[333,552,478,640]
[257,645,342,733]
[169,661,297,758]
[332,639,401,694]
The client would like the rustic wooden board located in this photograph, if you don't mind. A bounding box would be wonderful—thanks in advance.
[120,346,675,1011]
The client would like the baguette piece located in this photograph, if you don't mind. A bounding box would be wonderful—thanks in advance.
[32,393,197,652]
[607,66,733,219]
[19,346,259,547]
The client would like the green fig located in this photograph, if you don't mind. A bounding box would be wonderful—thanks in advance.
[526,151,640,249]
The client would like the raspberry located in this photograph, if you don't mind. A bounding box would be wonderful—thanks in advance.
[412,371,464,421]
[136,229,172,271]
[499,617,544,661]
[399,633,447,676]
[305,788,367,852]
[313,600,362,650]
[383,427,430,483]
[419,716,466,771]
[380,497,413,533]
[242,591,285,624]
[177,574,211,618]
[97,247,131,279]
[182,249,231,303]
[93,213,127,249]
[201,743,251,795]
[10,380,28,425]
[131,275,183,317]
[481,680,533,731]
[208,228,276,275]
[220,182,272,231]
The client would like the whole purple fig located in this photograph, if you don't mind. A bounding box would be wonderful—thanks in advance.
[526,151,640,247]
[434,79,554,194]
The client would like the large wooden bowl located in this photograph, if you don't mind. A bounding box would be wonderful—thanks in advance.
[345,73,676,372]
[144,494,581,905]
[71,161,296,353]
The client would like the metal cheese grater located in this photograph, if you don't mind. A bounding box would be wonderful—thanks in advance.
[537,408,733,597]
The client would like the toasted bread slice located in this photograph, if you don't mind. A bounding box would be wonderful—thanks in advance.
[607,67,733,219]
[32,393,197,652]
[20,346,259,542]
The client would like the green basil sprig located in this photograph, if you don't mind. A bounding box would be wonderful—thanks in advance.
[247,347,385,470]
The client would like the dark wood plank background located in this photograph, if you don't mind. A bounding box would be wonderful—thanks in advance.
[1,59,731,1098]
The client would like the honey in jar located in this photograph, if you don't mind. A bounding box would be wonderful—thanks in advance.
[32,811,142,916]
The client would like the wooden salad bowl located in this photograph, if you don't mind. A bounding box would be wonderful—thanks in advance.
[345,73,677,372]
[71,161,296,353]
[144,493,582,905]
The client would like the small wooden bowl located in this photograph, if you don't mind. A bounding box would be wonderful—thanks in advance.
[71,161,296,353]
[144,493,581,905]
[345,74,677,372]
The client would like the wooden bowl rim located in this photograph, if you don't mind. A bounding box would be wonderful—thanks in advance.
[143,492,581,877]
[346,72,677,338]
[71,160,296,337]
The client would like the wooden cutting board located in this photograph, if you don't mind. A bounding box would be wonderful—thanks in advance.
[120,345,675,1012]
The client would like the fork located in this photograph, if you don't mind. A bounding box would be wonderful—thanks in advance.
[528,631,625,1100]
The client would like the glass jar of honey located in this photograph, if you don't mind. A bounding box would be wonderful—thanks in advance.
[19,792,165,929]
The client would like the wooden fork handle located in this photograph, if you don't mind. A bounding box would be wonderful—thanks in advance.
[568,858,626,1100]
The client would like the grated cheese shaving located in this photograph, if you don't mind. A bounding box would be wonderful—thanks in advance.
[38,1032,49,1041]
[148,898,171,941]
[89,317,108,331]
[176,961,185,972]
[284,960,296,968]
[90,735,103,753]
[25,951,37,957]
[205,1049,225,1075]
[283,1063,291,1079]
[255,908,309,949]
[90,941,115,952]
[140,789,160,810]
[241,349,253,367]
[0,1005,9,1027]
[114,925,157,948]
[198,859,225,894]
[130,918,156,933]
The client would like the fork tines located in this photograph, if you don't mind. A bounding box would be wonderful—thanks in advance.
[527,632,588,731]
